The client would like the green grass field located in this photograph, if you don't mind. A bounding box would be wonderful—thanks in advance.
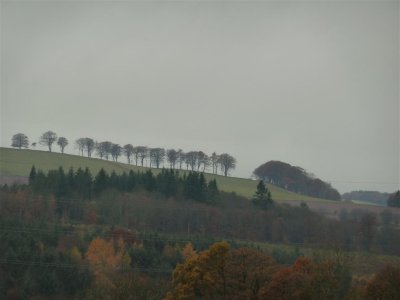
[0,147,327,201]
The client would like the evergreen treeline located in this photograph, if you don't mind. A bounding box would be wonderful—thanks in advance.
[28,165,220,204]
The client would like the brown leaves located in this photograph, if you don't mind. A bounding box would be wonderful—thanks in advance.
[365,265,400,300]
[167,242,279,300]
[85,237,131,287]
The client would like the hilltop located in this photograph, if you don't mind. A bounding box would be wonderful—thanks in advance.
[0,147,326,202]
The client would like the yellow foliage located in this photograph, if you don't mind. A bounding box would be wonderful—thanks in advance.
[182,242,197,261]
[168,241,230,299]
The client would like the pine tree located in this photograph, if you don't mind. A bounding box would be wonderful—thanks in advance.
[29,165,37,185]
[252,180,273,210]
[94,168,109,195]
[207,179,220,203]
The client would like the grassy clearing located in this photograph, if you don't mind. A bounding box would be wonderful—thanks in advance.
[0,147,326,201]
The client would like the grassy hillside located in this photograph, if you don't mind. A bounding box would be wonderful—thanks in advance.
[0,147,326,201]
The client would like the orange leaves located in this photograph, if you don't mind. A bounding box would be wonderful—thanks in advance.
[228,247,280,298]
[261,257,342,300]
[85,237,131,286]
[167,241,231,299]
[167,242,281,300]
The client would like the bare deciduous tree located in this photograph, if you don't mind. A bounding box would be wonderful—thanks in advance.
[110,144,122,162]
[137,146,148,167]
[84,138,95,157]
[150,147,165,169]
[177,149,185,169]
[185,151,198,171]
[96,141,112,159]
[218,153,236,176]
[39,131,57,152]
[57,137,68,153]
[123,144,134,164]
[210,152,219,174]
[167,149,178,169]
[197,151,209,172]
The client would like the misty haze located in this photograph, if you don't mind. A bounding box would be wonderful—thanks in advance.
[0,1,399,299]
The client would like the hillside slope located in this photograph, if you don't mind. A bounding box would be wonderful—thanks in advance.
[0,147,327,201]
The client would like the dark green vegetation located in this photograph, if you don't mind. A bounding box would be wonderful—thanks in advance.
[1,165,400,299]
[254,160,341,200]
[342,190,391,206]
[388,190,400,208]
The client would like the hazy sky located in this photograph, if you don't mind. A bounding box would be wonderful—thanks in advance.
[1,1,399,193]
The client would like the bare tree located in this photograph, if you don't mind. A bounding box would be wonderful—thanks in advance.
[149,147,165,169]
[200,153,210,172]
[137,146,148,167]
[123,144,134,164]
[57,137,68,153]
[11,133,29,149]
[84,138,95,157]
[167,149,178,169]
[218,153,236,176]
[185,151,198,171]
[210,152,219,174]
[75,138,85,156]
[110,144,122,162]
[31,142,37,149]
[177,149,185,169]
[196,151,209,171]
[96,141,112,159]
[39,131,57,152]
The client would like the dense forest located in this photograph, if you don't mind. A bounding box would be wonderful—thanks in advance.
[1,166,400,299]
[253,160,342,200]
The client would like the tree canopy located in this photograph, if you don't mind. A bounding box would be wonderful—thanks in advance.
[253,161,341,200]
[39,131,58,152]
[11,133,29,149]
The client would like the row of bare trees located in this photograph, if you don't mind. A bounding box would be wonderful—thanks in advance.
[76,138,236,176]
[10,132,237,176]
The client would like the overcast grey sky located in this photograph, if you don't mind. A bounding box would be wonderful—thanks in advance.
[1,0,399,193]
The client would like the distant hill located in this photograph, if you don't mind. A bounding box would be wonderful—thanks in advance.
[342,191,390,206]
[253,160,341,200]
[0,147,326,202]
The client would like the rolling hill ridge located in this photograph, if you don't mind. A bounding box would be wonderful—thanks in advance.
[0,147,327,202]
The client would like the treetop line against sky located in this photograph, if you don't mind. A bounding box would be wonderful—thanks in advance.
[0,1,398,193]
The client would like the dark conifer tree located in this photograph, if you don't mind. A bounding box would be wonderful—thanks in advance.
[94,168,109,195]
[127,170,136,192]
[29,165,37,185]
[207,179,220,203]
[252,180,273,210]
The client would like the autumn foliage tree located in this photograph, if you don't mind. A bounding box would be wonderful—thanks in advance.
[166,242,279,300]
[261,257,347,300]
[166,241,231,299]
[365,265,400,300]
[86,237,131,287]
